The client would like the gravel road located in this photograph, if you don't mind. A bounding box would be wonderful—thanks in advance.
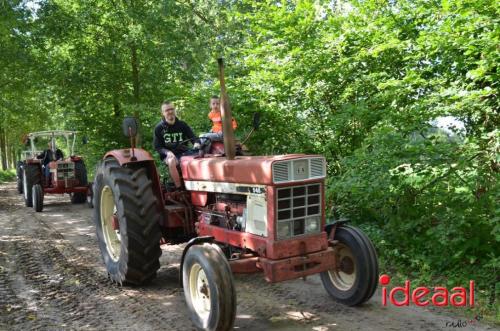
[0,182,497,330]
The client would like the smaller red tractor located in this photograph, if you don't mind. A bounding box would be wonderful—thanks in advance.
[18,130,89,212]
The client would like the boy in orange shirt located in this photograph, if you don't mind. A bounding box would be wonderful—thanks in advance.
[207,95,237,137]
[196,96,237,152]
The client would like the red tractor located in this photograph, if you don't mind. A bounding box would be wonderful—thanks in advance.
[18,130,90,212]
[93,60,378,331]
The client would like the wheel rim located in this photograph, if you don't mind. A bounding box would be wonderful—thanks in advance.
[328,243,356,291]
[23,170,28,200]
[188,263,211,322]
[100,185,121,262]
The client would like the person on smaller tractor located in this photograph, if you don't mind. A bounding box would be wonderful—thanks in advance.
[153,100,197,188]
[37,141,64,186]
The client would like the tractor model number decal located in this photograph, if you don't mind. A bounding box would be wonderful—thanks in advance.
[184,180,266,196]
[236,186,265,195]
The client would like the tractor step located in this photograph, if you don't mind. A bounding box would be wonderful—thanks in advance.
[164,204,187,214]
[163,203,191,229]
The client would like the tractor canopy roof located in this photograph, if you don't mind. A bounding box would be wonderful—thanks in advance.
[27,130,77,139]
[24,130,82,160]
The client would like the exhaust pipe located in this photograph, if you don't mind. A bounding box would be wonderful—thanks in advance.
[218,58,236,160]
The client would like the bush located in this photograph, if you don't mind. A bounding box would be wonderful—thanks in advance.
[329,125,499,321]
[0,169,16,183]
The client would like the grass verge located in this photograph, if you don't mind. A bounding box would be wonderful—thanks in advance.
[0,169,16,183]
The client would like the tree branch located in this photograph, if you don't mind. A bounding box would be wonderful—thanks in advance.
[175,0,212,25]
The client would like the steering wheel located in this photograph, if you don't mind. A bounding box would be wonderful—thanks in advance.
[199,136,212,148]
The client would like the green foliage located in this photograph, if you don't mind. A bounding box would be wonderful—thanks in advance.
[225,0,499,317]
[0,169,16,183]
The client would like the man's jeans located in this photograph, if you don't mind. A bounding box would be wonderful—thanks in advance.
[43,165,51,185]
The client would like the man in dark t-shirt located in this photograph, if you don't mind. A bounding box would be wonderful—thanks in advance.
[153,100,197,188]
[37,142,64,186]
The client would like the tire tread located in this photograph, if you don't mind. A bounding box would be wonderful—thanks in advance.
[94,159,162,285]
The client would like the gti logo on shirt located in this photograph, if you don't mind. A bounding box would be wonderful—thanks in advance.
[163,132,184,143]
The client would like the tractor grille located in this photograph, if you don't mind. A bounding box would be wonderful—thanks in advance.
[272,157,326,183]
[57,162,75,180]
[276,183,322,240]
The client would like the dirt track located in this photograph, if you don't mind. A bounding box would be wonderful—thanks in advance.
[0,182,497,330]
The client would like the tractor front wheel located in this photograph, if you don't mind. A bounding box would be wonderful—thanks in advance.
[32,184,44,212]
[320,225,378,306]
[183,243,236,331]
[23,165,41,207]
[93,158,162,285]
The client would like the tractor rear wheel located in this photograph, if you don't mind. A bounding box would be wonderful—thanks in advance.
[23,164,41,208]
[70,192,86,204]
[93,158,162,285]
[183,243,236,331]
[16,161,24,194]
[320,225,378,306]
[86,184,93,208]
[32,184,44,212]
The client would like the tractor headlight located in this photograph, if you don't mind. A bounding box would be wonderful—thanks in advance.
[305,216,320,234]
[277,222,291,239]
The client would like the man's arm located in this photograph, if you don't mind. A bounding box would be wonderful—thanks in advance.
[153,125,170,161]
[37,150,51,165]
[55,149,63,160]
[171,122,197,154]
[179,122,200,151]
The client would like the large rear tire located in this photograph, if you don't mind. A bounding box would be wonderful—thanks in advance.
[23,164,41,208]
[183,243,236,331]
[320,225,378,306]
[93,158,162,285]
[32,184,44,212]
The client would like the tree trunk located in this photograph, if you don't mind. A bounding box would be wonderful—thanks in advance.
[0,126,7,170]
[11,146,16,168]
[113,100,120,117]
[130,43,141,146]
[5,134,10,168]
[111,48,121,118]
[131,44,140,104]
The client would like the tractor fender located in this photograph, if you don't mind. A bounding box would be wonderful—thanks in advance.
[102,149,164,227]
[179,236,215,287]
[103,148,154,165]
[324,218,350,239]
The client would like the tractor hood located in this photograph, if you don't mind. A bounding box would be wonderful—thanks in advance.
[180,154,326,185]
